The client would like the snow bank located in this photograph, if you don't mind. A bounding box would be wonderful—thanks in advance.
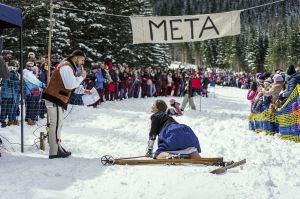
[1,86,300,199]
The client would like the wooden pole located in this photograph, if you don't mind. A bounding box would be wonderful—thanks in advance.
[46,0,54,130]
[20,27,24,152]
[47,0,53,85]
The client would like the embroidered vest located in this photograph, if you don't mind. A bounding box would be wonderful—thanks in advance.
[42,59,77,110]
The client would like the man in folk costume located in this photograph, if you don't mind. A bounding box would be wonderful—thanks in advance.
[42,50,87,159]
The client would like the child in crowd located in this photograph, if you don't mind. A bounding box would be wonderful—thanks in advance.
[167,99,183,116]
[253,78,272,113]
[247,82,258,112]
[261,74,284,113]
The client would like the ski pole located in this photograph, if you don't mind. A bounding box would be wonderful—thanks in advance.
[101,155,148,165]
[116,155,148,160]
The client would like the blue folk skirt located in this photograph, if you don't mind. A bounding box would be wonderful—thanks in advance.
[154,123,201,158]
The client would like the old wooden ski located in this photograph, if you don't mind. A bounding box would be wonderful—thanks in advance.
[101,155,224,166]
[210,159,246,174]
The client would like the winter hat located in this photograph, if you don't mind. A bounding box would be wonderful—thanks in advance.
[169,99,176,105]
[8,60,19,72]
[9,60,19,68]
[1,49,13,56]
[2,50,13,61]
[287,64,296,76]
[272,74,284,82]
[256,73,262,78]
[28,52,36,59]
[264,77,272,84]
[26,61,35,67]
[256,73,265,80]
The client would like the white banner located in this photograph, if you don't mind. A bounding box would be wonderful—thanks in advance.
[130,10,241,44]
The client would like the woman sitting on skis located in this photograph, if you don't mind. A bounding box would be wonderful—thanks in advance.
[145,99,201,159]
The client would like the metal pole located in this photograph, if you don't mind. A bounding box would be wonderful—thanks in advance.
[199,92,201,112]
[199,73,201,112]
[20,27,24,153]
[199,84,202,112]
[46,0,54,125]
[0,37,3,51]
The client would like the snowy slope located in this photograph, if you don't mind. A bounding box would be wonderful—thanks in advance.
[1,86,300,199]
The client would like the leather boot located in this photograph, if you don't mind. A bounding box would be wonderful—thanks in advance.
[49,148,71,159]
[60,146,71,156]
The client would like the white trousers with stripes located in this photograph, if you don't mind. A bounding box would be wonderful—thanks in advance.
[46,100,64,156]
[181,94,196,110]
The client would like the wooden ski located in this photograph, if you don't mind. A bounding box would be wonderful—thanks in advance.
[113,158,223,165]
[210,159,246,174]
[101,155,223,166]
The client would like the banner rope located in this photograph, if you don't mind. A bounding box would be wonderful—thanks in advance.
[55,0,286,18]
[241,0,285,11]
[54,5,129,18]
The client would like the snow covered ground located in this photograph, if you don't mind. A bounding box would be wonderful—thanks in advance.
[1,86,300,199]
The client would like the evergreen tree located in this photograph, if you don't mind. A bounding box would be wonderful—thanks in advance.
[1,0,170,67]
[152,0,300,71]
[244,28,258,71]
[288,25,300,65]
[2,0,300,70]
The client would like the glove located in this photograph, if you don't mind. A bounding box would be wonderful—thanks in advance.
[147,139,154,150]
[145,149,153,157]
[145,139,155,157]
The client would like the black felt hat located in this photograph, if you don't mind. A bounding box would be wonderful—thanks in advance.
[68,50,86,58]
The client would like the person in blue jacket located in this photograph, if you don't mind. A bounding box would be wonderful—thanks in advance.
[281,65,300,99]
[0,61,20,127]
[145,99,201,159]
[95,66,105,104]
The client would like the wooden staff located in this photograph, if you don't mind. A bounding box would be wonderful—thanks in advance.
[46,0,54,137]
[47,0,53,85]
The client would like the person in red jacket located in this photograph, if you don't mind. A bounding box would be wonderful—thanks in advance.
[191,74,201,95]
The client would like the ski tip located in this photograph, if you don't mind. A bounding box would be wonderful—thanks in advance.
[210,159,246,175]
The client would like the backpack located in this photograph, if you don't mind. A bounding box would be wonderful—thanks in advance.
[31,87,41,96]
